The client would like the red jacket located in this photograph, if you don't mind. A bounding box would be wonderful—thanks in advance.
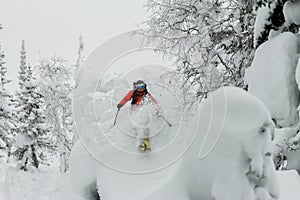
[118,90,157,106]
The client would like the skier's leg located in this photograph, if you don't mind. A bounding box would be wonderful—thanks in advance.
[138,128,151,152]
[143,127,151,150]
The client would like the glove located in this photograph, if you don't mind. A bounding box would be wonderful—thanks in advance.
[117,104,122,110]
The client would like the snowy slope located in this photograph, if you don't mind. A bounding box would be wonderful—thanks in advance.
[0,164,88,200]
[0,160,9,200]
[72,32,192,174]
[72,80,279,199]
[71,32,196,199]
[72,59,198,199]
[4,166,58,200]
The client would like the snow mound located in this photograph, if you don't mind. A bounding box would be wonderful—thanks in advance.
[176,87,279,200]
[245,32,299,127]
[283,0,300,26]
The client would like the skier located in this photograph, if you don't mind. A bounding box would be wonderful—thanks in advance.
[117,80,158,152]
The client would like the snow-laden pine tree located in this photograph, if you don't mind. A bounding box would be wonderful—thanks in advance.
[140,0,255,102]
[0,46,14,158]
[36,56,74,173]
[13,42,50,171]
[74,35,84,89]
[18,41,27,88]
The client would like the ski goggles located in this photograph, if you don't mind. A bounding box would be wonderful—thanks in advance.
[136,84,145,89]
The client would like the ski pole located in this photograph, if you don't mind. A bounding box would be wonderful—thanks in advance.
[159,114,172,127]
[113,109,120,126]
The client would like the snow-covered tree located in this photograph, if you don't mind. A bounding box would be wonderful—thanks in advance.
[13,42,50,171]
[0,46,14,156]
[36,56,74,173]
[74,35,85,89]
[140,0,255,102]
[18,41,27,88]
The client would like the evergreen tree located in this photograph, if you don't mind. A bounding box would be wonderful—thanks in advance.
[74,35,84,88]
[0,46,14,157]
[18,40,27,87]
[36,56,74,173]
[14,42,50,171]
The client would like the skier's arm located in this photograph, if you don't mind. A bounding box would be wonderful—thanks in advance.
[117,90,134,109]
[148,92,163,116]
[147,92,158,104]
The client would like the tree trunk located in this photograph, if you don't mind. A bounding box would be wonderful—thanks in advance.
[60,152,67,173]
[31,144,39,169]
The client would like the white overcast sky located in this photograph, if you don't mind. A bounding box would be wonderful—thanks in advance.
[0,0,147,90]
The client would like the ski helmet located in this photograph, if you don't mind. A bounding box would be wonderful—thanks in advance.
[133,80,146,90]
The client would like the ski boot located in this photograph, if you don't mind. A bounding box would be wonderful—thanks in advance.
[138,138,151,152]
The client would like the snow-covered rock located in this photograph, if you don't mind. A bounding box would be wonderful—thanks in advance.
[283,0,300,26]
[245,32,299,127]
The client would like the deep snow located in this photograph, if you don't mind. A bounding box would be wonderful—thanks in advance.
[1,158,300,200]
[2,2,300,199]
[72,44,280,199]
